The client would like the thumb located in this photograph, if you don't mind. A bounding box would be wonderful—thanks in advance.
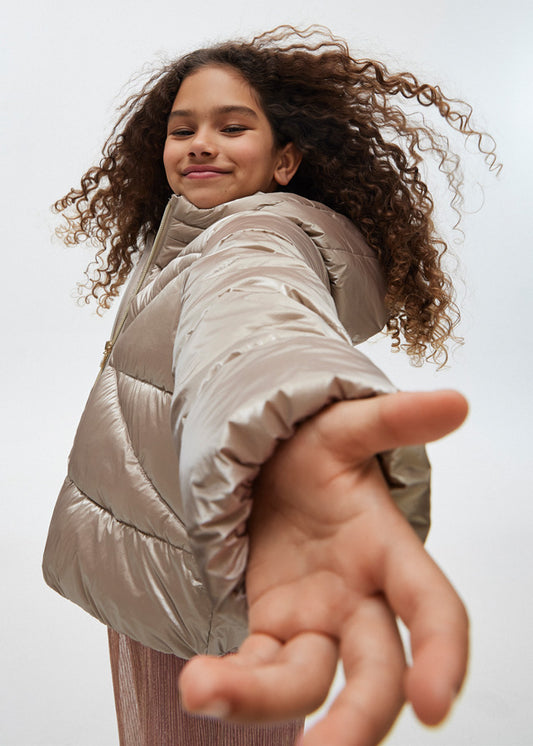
[312,390,468,462]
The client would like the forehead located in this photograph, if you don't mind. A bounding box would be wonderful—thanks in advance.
[171,65,263,113]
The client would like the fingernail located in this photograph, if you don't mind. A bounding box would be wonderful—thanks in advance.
[192,699,231,719]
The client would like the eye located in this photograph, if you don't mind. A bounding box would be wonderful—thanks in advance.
[169,127,194,137]
[222,125,248,134]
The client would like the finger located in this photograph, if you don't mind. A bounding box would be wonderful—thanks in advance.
[301,595,405,746]
[402,572,469,724]
[179,631,338,722]
[312,389,468,463]
[378,531,469,725]
[406,614,469,726]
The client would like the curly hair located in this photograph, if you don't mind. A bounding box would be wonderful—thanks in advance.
[55,25,500,365]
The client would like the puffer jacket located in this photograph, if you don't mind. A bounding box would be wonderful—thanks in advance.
[43,191,430,659]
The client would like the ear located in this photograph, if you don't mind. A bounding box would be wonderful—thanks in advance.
[273,143,302,186]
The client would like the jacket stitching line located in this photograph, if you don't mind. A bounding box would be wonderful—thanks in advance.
[111,363,173,395]
[205,606,214,653]
[65,476,193,554]
[111,365,186,528]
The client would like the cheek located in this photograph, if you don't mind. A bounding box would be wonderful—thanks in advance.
[234,143,275,178]
[163,141,183,193]
[162,141,173,173]
[163,139,184,171]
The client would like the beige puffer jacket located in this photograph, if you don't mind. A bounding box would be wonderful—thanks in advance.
[43,192,430,658]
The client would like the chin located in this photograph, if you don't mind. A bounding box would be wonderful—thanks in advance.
[185,193,234,209]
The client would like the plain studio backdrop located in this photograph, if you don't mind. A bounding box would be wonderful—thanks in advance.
[1,1,531,744]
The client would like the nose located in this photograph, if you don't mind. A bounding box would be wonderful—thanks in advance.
[188,127,217,158]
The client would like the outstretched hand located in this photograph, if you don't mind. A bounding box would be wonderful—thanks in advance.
[179,390,469,745]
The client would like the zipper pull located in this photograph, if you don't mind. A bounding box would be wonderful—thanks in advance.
[100,340,114,372]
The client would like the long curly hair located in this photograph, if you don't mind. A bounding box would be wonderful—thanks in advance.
[55,25,500,365]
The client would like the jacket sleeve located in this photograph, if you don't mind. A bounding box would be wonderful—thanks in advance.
[171,213,430,634]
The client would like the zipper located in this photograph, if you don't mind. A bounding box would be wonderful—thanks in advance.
[98,199,176,375]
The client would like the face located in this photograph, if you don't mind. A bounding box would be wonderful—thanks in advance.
[163,65,300,208]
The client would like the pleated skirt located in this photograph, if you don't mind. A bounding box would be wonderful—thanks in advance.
[108,628,304,745]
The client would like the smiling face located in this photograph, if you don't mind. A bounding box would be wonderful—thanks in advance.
[163,65,301,208]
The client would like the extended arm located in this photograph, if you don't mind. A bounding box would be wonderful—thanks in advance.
[179,390,469,745]
[172,215,431,651]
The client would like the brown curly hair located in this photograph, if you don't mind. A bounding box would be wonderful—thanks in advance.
[55,25,500,365]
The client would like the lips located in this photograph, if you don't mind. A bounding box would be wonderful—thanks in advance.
[182,165,229,176]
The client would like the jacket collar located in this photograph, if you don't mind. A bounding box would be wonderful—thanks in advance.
[155,192,306,269]
[153,191,388,343]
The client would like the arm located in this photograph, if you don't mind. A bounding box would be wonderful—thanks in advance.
[179,390,469,745]
[172,216,431,650]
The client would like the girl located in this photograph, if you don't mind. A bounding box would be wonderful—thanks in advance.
[43,25,497,746]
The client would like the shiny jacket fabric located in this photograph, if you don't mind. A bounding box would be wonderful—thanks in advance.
[43,192,430,658]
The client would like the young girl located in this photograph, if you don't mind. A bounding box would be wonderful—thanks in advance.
[43,25,497,746]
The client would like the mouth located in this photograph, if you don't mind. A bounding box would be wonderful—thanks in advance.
[182,165,230,178]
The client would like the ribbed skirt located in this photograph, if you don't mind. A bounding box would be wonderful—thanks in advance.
[108,628,304,745]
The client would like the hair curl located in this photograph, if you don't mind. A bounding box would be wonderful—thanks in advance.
[55,25,500,365]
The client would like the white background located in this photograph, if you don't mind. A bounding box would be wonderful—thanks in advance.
[1,0,531,744]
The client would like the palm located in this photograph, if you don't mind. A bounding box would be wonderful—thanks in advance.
[180,391,469,746]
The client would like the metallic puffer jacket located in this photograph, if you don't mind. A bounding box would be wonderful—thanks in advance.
[43,192,430,658]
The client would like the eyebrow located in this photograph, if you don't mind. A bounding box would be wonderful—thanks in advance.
[168,105,259,121]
